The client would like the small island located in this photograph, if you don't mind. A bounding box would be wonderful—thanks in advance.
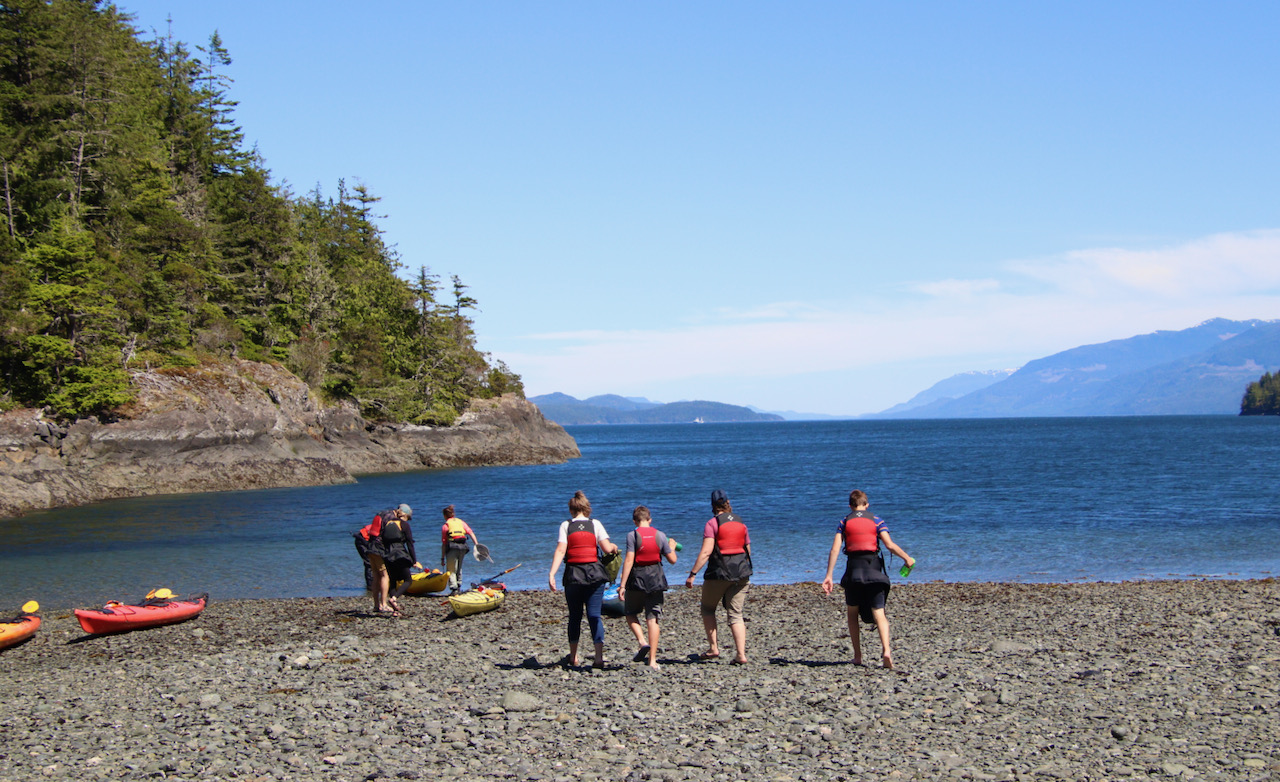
[1239,372,1280,415]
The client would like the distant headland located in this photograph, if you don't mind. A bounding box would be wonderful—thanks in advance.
[528,394,784,425]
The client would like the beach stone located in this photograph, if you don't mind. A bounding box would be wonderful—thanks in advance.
[2,583,1278,782]
[991,639,1034,653]
[502,691,542,712]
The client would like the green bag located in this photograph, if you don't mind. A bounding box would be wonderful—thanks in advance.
[602,550,622,583]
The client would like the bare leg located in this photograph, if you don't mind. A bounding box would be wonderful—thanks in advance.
[647,615,661,669]
[567,641,580,667]
[626,615,647,648]
[376,570,390,613]
[728,621,748,664]
[592,641,605,668]
[701,614,720,657]
[846,606,863,665]
[871,607,892,668]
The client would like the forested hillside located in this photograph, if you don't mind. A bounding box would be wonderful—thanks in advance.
[1240,372,1280,415]
[0,0,519,424]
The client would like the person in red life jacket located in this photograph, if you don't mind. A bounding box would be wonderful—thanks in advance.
[382,504,424,617]
[685,489,752,665]
[821,490,915,669]
[618,505,679,670]
[548,490,620,669]
[440,505,480,594]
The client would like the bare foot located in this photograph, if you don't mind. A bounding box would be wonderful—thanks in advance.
[648,661,661,671]
[882,653,893,669]
[697,650,720,660]
[852,658,864,666]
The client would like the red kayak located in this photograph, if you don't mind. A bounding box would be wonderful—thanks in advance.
[75,594,208,635]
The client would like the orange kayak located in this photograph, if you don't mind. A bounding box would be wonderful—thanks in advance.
[0,614,40,650]
[75,595,207,635]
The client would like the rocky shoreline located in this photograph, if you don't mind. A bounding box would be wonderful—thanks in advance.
[0,359,579,519]
[1,579,1277,781]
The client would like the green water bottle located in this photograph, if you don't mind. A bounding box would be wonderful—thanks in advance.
[899,562,914,578]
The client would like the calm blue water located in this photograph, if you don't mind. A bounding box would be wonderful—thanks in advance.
[2,416,1278,610]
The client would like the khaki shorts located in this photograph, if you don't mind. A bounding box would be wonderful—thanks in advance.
[700,579,749,625]
[367,552,387,574]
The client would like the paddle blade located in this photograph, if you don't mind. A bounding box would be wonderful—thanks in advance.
[21,600,38,614]
[153,588,174,599]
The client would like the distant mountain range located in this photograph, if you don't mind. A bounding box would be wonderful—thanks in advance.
[867,318,1280,418]
[529,318,1280,424]
[528,393,784,425]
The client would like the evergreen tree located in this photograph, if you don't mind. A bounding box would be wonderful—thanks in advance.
[1240,372,1280,415]
[0,1,522,421]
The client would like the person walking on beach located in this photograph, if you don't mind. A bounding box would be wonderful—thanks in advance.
[618,505,679,670]
[821,490,914,669]
[685,489,752,665]
[441,505,480,594]
[548,490,619,669]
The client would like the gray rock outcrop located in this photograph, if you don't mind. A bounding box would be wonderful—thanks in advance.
[0,359,578,518]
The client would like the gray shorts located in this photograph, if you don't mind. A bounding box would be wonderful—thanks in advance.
[623,589,665,621]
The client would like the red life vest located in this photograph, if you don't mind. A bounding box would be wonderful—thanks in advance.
[714,513,748,555]
[565,519,600,564]
[634,527,661,566]
[843,510,880,553]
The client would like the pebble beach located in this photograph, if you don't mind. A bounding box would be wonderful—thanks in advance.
[2,580,1278,782]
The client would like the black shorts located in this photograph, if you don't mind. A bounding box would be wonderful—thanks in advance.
[387,560,413,584]
[843,581,888,610]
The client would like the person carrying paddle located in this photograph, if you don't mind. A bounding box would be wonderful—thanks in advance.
[685,489,752,665]
[548,490,619,669]
[440,505,480,594]
[821,489,914,669]
[618,505,678,670]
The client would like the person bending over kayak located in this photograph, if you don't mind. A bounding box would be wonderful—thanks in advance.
[357,506,400,614]
[685,489,752,665]
[821,490,914,669]
[381,504,424,617]
[548,490,619,669]
[618,505,678,670]
[441,505,480,594]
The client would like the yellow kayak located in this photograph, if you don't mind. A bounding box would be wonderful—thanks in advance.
[402,570,449,595]
[448,587,504,617]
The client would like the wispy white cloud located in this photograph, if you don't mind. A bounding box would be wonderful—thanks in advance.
[1010,229,1280,298]
[911,278,1002,298]
[502,230,1280,413]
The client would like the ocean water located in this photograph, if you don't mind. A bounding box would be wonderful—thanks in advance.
[2,416,1278,610]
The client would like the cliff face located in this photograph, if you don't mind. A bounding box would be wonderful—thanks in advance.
[0,360,578,518]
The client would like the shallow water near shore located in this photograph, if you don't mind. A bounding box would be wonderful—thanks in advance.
[2,415,1278,609]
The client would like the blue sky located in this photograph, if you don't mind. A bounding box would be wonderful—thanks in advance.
[118,1,1280,415]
